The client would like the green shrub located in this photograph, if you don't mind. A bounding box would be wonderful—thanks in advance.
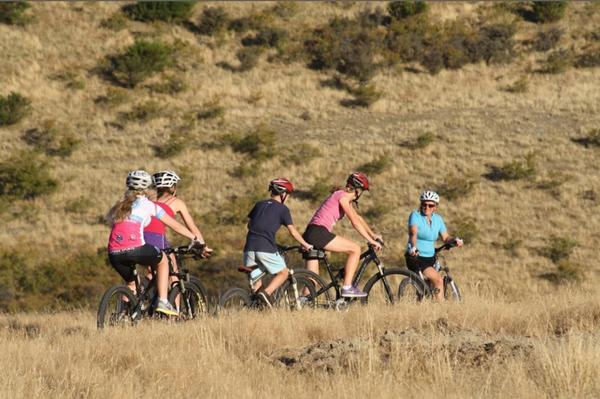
[403,132,434,149]
[555,259,583,282]
[153,131,188,159]
[120,101,163,123]
[542,49,573,74]
[221,124,276,160]
[435,175,476,201]
[543,235,578,264]
[0,92,31,126]
[22,120,80,158]
[147,75,187,95]
[122,1,195,23]
[0,1,32,25]
[575,48,600,69]
[358,154,391,175]
[106,40,176,87]
[473,23,517,64]
[345,84,383,108]
[531,1,568,24]
[100,12,128,31]
[197,100,225,120]
[196,7,230,36]
[571,128,600,148]
[0,151,58,199]
[502,76,529,93]
[387,1,428,20]
[94,88,130,108]
[281,143,321,165]
[384,15,429,64]
[236,46,264,72]
[452,218,479,244]
[533,27,562,52]
[242,26,288,49]
[294,179,331,203]
[485,153,536,181]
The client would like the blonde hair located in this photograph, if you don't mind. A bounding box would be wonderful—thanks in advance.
[106,188,155,224]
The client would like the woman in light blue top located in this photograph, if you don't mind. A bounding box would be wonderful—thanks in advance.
[405,191,463,300]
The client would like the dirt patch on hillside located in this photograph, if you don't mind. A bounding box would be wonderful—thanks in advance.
[272,318,535,373]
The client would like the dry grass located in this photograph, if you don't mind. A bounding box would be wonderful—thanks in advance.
[1,287,599,398]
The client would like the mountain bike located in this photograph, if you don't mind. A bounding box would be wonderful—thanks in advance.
[292,241,427,311]
[398,242,462,301]
[97,244,209,329]
[218,246,321,312]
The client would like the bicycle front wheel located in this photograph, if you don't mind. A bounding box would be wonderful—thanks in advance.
[398,277,427,301]
[218,288,253,313]
[363,268,426,305]
[97,285,139,329]
[291,269,332,308]
[444,276,462,301]
[168,283,209,321]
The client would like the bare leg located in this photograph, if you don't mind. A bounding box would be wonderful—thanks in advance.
[155,253,170,300]
[422,267,444,301]
[324,236,361,287]
[265,268,289,296]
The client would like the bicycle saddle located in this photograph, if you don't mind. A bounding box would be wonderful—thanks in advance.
[237,265,259,274]
[302,248,326,260]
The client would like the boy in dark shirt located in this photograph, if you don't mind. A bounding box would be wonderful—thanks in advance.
[243,178,312,307]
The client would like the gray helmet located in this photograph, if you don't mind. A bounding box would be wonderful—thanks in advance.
[126,170,153,190]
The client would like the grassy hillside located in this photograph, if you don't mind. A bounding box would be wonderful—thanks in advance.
[1,1,600,310]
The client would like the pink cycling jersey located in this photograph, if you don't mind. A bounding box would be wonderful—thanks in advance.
[144,201,175,235]
[108,196,165,252]
[308,190,346,232]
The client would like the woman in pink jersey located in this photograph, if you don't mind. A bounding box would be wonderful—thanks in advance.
[107,170,202,317]
[303,172,383,298]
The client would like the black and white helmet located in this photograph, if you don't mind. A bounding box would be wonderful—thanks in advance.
[126,170,153,190]
[153,170,181,188]
[419,190,440,204]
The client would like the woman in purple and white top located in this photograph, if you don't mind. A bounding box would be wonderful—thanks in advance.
[302,172,383,298]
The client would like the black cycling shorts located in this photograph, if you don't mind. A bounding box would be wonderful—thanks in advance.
[108,244,163,283]
[404,254,436,273]
[303,224,336,249]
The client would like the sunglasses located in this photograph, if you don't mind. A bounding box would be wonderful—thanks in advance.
[421,203,436,209]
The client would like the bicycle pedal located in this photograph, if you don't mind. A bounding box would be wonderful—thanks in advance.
[334,299,349,312]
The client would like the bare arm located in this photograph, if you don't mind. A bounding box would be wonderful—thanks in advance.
[440,231,463,247]
[159,213,196,241]
[408,225,418,256]
[339,194,379,246]
[171,199,205,243]
[356,214,382,241]
[286,225,313,251]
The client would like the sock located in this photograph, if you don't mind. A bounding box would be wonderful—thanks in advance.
[342,285,352,290]
[159,298,168,304]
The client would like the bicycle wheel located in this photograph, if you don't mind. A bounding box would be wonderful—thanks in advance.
[290,269,332,308]
[444,276,462,301]
[97,285,138,329]
[276,275,318,310]
[398,277,427,301]
[363,268,426,305]
[218,288,253,313]
[185,276,212,314]
[168,283,208,321]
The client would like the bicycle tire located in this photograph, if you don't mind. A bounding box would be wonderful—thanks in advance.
[184,276,212,314]
[398,277,427,302]
[276,275,318,310]
[168,283,209,321]
[97,285,138,330]
[363,268,426,305]
[444,276,462,301]
[290,269,332,308]
[218,287,253,313]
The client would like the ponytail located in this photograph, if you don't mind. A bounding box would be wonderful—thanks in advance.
[106,188,155,224]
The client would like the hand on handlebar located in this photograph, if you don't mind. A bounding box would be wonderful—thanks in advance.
[408,246,419,257]
[370,240,383,251]
[451,237,464,248]
[373,234,384,245]
[301,243,313,252]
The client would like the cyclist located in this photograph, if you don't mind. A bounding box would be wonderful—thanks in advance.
[106,170,202,316]
[243,178,313,307]
[405,190,463,300]
[302,172,382,298]
[144,170,212,262]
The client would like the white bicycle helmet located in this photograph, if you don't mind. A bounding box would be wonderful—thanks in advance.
[419,190,440,204]
[153,170,181,188]
[126,170,153,190]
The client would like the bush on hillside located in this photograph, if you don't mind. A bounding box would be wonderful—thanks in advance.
[571,128,600,148]
[236,46,264,72]
[122,1,195,23]
[0,151,58,200]
[532,27,562,52]
[542,49,573,74]
[0,92,31,126]
[384,15,429,64]
[22,120,80,158]
[270,2,299,20]
[387,1,428,20]
[543,235,578,264]
[344,84,383,108]
[294,179,331,203]
[281,143,321,165]
[0,1,32,25]
[220,124,276,161]
[531,1,568,24]
[196,100,225,120]
[435,175,476,201]
[474,23,517,64]
[147,75,187,95]
[484,153,536,181]
[402,132,434,149]
[94,88,129,108]
[228,13,269,33]
[574,48,600,68]
[120,101,163,123]
[153,130,188,159]
[501,76,529,93]
[195,7,230,36]
[106,40,175,87]
[100,12,128,31]
[358,154,392,175]
[241,27,288,49]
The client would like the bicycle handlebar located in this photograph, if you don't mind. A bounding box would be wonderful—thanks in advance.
[277,244,303,254]
[164,244,208,257]
[435,240,458,254]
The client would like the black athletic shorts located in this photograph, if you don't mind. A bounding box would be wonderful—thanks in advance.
[404,254,436,273]
[303,224,336,249]
[108,244,163,283]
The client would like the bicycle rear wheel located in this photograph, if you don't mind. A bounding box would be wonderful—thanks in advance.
[290,269,332,308]
[276,275,318,310]
[398,277,427,301]
[97,285,138,329]
[363,268,426,305]
[444,276,462,301]
[218,288,253,313]
[168,283,208,321]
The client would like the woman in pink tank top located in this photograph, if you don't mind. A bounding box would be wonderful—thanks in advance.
[302,172,383,298]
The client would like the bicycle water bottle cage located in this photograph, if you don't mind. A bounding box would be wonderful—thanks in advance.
[302,249,326,260]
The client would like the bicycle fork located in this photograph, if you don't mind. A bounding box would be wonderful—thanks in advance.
[288,269,303,311]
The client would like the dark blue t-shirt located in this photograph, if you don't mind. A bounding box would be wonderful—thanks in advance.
[243,200,293,253]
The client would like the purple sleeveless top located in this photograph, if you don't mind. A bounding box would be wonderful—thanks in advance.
[308,190,346,232]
